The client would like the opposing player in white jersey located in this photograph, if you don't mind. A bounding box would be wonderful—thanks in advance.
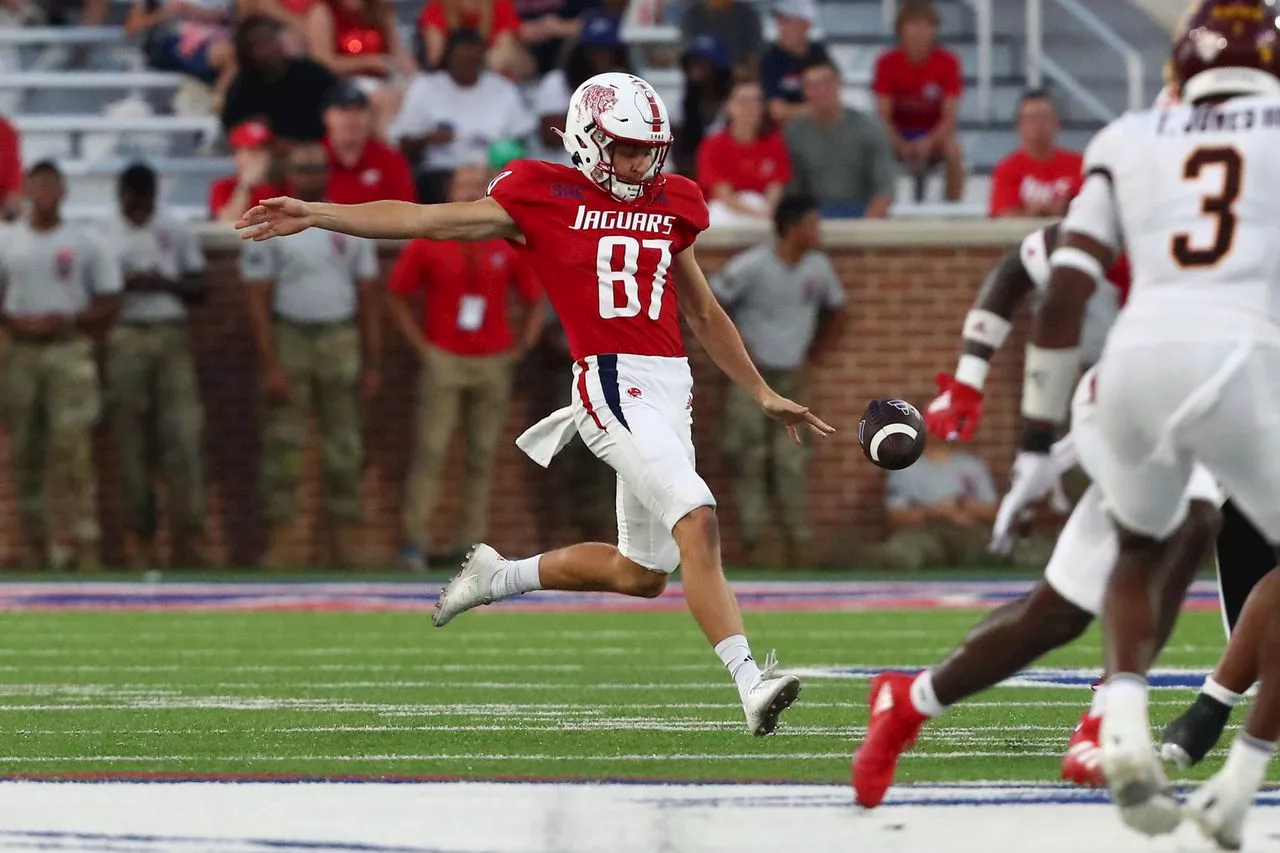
[237,72,833,737]
[1027,0,1280,843]
[850,221,1222,808]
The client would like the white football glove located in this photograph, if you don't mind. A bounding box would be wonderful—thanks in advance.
[989,447,1074,556]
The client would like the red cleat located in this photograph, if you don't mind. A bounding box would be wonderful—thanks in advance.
[852,671,928,809]
[1061,712,1105,787]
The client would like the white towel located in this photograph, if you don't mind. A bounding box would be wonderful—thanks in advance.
[516,406,578,468]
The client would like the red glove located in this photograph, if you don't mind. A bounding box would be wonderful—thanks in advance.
[924,371,985,441]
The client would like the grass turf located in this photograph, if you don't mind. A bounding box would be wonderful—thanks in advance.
[0,608,1237,783]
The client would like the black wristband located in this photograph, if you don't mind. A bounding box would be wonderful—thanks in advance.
[1021,423,1056,454]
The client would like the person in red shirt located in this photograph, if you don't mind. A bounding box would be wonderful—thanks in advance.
[237,72,829,736]
[989,90,1083,217]
[872,0,965,201]
[321,82,417,204]
[695,79,791,226]
[209,121,290,223]
[0,115,22,221]
[386,163,543,569]
[305,0,415,133]
[418,0,526,77]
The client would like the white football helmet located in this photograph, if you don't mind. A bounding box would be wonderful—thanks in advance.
[560,71,673,203]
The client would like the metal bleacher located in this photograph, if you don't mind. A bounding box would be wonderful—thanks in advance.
[1,0,1104,220]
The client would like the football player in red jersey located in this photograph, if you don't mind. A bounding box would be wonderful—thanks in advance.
[239,72,833,736]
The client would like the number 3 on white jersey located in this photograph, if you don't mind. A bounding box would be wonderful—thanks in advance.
[597,236,674,320]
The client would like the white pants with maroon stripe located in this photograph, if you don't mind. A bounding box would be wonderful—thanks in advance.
[571,354,716,574]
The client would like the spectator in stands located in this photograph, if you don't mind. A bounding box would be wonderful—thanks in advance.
[760,0,828,125]
[386,163,543,570]
[515,0,591,79]
[785,59,895,218]
[864,439,998,570]
[389,28,534,203]
[26,0,107,26]
[322,82,417,203]
[126,0,237,100]
[222,16,338,144]
[237,0,314,56]
[989,89,1082,218]
[304,0,415,133]
[680,0,762,76]
[531,8,631,165]
[0,114,21,222]
[240,142,382,568]
[0,161,121,572]
[673,35,734,178]
[418,0,527,77]
[696,79,791,226]
[525,301,615,552]
[209,121,289,223]
[712,195,842,565]
[872,0,964,203]
[104,163,209,569]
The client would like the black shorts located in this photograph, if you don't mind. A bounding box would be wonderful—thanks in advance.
[1216,499,1276,632]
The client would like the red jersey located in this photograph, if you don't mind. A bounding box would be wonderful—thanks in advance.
[695,130,792,196]
[327,0,387,61]
[486,160,709,360]
[1106,253,1131,306]
[324,138,416,205]
[871,46,963,135]
[0,117,20,203]
[989,149,1084,216]
[418,0,520,46]
[389,237,540,356]
[208,177,290,218]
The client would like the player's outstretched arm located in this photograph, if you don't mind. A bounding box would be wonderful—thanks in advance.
[925,224,1053,442]
[674,246,834,442]
[236,197,521,243]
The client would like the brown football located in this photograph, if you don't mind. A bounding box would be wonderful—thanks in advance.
[859,399,927,471]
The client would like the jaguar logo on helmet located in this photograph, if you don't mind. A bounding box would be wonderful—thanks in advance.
[1172,0,1280,103]
[581,84,618,122]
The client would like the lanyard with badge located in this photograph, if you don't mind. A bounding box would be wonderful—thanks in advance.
[455,243,487,333]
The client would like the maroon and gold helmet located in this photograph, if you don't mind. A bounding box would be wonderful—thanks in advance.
[1170,0,1280,103]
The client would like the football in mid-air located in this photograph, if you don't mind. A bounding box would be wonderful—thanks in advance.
[859,399,926,470]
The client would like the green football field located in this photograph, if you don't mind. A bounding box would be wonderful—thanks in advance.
[0,605,1244,784]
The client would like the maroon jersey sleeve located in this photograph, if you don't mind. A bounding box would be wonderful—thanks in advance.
[658,173,710,253]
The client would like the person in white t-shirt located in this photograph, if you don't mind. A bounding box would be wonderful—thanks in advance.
[529,9,630,166]
[388,27,535,202]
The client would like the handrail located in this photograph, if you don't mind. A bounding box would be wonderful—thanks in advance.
[0,26,125,45]
[1026,0,1145,117]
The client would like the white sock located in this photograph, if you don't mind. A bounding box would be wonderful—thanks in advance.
[1105,672,1149,729]
[490,555,543,600]
[1089,683,1108,718]
[1222,733,1275,790]
[714,635,762,700]
[909,670,945,718]
[1202,675,1244,708]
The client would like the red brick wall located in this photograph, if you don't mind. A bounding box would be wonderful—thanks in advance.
[0,235,1035,568]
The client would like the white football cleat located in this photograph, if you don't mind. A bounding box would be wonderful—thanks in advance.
[743,650,801,737]
[432,544,503,628]
[1185,769,1255,851]
[1101,711,1182,836]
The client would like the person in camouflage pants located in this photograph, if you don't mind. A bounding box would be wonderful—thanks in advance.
[241,143,382,567]
[0,162,121,571]
[711,196,845,564]
[105,163,209,567]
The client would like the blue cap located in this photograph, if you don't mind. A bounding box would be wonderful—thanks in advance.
[579,10,622,47]
[683,34,730,69]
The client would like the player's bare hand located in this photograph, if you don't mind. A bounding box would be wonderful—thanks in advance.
[236,197,314,241]
[758,390,835,443]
